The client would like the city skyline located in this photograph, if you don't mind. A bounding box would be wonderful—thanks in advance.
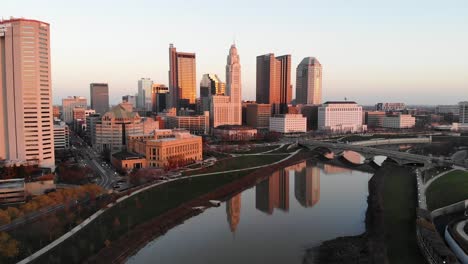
[2,0,467,105]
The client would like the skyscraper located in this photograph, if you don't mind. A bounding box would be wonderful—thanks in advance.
[296,57,322,105]
[90,83,109,115]
[137,78,153,111]
[256,54,291,114]
[62,96,87,124]
[151,84,169,113]
[226,44,242,124]
[200,73,225,114]
[0,18,55,169]
[168,44,196,110]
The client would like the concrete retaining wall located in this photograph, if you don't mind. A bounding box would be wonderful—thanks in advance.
[349,137,432,146]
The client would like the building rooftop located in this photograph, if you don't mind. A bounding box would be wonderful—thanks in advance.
[112,151,145,160]
[215,125,256,130]
[323,101,358,105]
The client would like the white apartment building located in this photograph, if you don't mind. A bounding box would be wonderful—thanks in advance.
[382,114,415,129]
[318,102,366,133]
[62,96,87,124]
[0,18,55,169]
[269,114,307,134]
[53,120,70,150]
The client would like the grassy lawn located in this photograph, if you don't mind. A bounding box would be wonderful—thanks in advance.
[182,154,287,176]
[31,169,256,264]
[228,145,279,154]
[426,170,468,211]
[382,164,426,263]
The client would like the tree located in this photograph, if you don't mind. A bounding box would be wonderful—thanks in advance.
[5,207,22,220]
[0,232,19,258]
[0,211,11,226]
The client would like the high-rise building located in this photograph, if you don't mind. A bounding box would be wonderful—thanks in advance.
[296,57,322,105]
[246,103,271,129]
[151,84,169,113]
[0,18,55,169]
[168,44,196,110]
[53,120,70,151]
[200,74,225,114]
[256,54,291,114]
[122,95,137,109]
[226,44,242,124]
[90,83,109,115]
[62,96,87,124]
[137,78,153,111]
[318,101,366,132]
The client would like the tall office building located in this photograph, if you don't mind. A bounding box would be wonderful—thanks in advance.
[152,84,169,113]
[0,18,55,169]
[62,96,87,124]
[296,57,322,105]
[90,83,109,115]
[168,44,196,110]
[137,78,153,111]
[256,54,291,114]
[226,44,242,124]
[200,74,225,97]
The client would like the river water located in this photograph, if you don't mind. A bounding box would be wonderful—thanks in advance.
[127,159,373,264]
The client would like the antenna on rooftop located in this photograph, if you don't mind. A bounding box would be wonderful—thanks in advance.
[344,97,347,101]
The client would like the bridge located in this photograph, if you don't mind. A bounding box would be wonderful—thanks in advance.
[296,139,448,167]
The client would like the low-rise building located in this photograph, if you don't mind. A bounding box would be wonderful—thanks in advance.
[365,111,386,128]
[165,112,210,135]
[111,151,147,173]
[0,179,26,204]
[213,125,258,141]
[269,114,307,134]
[126,130,203,168]
[318,101,366,133]
[382,114,415,129]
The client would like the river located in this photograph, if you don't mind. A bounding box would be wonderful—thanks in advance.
[127,159,373,264]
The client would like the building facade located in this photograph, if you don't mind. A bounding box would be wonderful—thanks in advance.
[256,54,292,114]
[0,18,55,169]
[151,84,169,113]
[246,103,271,129]
[365,111,386,128]
[122,95,137,109]
[269,114,307,134]
[168,44,196,110]
[137,78,153,111]
[459,102,468,125]
[95,104,144,154]
[376,102,406,112]
[53,120,70,150]
[127,130,203,168]
[296,57,322,105]
[90,83,109,115]
[62,96,87,124]
[382,114,416,129]
[165,112,210,135]
[226,44,242,125]
[213,125,257,141]
[318,101,366,132]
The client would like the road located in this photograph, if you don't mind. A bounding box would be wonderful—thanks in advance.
[69,132,118,189]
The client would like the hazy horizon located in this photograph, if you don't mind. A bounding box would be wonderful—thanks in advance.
[3,0,468,106]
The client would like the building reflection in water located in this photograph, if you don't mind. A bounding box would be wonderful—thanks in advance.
[294,160,320,208]
[255,170,289,214]
[226,194,241,233]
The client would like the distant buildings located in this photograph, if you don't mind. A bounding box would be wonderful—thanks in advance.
[256,54,292,114]
[318,101,366,132]
[382,114,415,129]
[137,78,153,111]
[0,18,55,169]
[169,44,196,110]
[246,103,271,129]
[62,96,87,124]
[53,120,70,150]
[85,114,101,146]
[122,95,137,109]
[436,105,459,115]
[296,57,322,105]
[125,129,203,168]
[72,108,95,131]
[90,83,109,115]
[269,114,307,134]
[375,102,406,112]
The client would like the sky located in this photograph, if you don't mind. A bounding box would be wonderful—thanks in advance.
[3,0,468,105]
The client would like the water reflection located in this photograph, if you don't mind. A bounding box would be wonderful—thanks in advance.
[255,170,289,214]
[127,160,372,264]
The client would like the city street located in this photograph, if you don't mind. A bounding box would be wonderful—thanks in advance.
[70,133,118,190]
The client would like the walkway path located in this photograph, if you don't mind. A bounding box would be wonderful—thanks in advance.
[18,148,301,264]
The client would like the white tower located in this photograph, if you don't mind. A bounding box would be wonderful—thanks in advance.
[226,44,242,125]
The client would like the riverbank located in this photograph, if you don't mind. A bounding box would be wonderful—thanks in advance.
[313,163,425,263]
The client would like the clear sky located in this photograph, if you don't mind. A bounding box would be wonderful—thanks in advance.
[3,0,468,105]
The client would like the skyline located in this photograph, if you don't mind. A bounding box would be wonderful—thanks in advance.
[2,0,468,105]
